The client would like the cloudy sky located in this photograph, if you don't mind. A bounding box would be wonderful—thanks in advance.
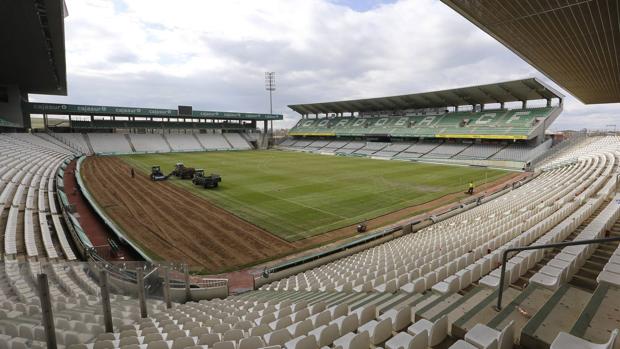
[31,0,619,130]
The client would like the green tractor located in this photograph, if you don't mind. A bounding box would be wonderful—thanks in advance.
[192,169,222,189]
[171,162,196,179]
[150,166,169,181]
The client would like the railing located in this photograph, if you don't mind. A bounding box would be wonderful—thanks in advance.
[533,130,588,169]
[496,235,620,310]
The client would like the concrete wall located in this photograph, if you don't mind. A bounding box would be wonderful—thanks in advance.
[0,85,27,128]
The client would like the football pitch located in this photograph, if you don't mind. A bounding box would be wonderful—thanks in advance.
[121,150,510,241]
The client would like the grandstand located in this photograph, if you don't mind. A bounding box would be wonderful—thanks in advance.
[283,79,563,169]
[0,0,619,348]
[1,131,618,349]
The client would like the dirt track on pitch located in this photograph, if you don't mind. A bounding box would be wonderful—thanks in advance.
[81,156,294,272]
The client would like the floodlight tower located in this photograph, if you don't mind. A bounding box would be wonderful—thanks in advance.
[265,72,276,135]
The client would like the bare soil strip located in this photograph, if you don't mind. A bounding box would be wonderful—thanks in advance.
[81,156,294,272]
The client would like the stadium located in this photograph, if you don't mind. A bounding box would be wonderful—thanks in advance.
[0,1,619,349]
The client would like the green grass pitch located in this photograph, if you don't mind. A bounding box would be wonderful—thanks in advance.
[121,150,509,241]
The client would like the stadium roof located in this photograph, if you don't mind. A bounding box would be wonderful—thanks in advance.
[26,102,283,121]
[0,0,68,95]
[442,0,620,105]
[288,78,563,115]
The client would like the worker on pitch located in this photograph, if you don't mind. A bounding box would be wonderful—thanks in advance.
[130,168,135,178]
[467,180,474,195]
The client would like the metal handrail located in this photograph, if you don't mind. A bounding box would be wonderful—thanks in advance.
[496,235,620,310]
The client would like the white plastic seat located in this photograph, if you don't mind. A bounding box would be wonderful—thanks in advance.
[449,340,481,349]
[352,305,376,325]
[287,319,313,337]
[333,331,370,349]
[330,314,358,336]
[407,315,448,347]
[307,323,339,347]
[550,329,618,349]
[172,337,196,349]
[385,331,427,349]
[309,310,331,328]
[284,335,319,349]
[358,318,392,345]
[223,329,245,342]
[239,336,266,349]
[379,308,411,331]
[400,278,425,294]
[432,275,460,295]
[213,341,236,349]
[465,320,514,349]
[263,328,292,346]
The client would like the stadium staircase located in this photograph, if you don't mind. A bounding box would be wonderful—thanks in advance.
[160,134,174,152]
[488,143,509,159]
[261,133,270,149]
[222,134,235,149]
[124,134,137,152]
[192,133,206,151]
[450,143,473,158]
[83,133,95,154]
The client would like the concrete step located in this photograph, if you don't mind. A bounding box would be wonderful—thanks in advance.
[520,284,592,349]
[452,286,521,339]
[570,282,620,346]
[486,284,554,346]
[415,292,463,322]
[428,286,495,335]
[376,291,414,313]
[379,292,428,313]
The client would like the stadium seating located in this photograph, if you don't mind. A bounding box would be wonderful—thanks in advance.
[87,134,133,154]
[196,133,232,150]
[0,133,619,349]
[289,107,556,139]
[129,134,171,153]
[165,134,204,152]
[49,133,92,155]
[223,133,252,150]
[453,143,504,160]
[164,133,204,151]
[280,138,554,165]
[491,139,552,162]
[53,132,254,154]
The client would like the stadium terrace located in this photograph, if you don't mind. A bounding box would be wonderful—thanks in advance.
[0,1,619,349]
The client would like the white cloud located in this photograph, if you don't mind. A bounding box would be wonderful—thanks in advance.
[30,0,619,130]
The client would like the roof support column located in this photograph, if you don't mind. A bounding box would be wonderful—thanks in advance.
[500,102,505,109]
[546,99,551,107]
[522,100,527,109]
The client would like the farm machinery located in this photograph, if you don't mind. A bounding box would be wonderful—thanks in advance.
[170,162,197,179]
[192,169,222,189]
[149,162,222,188]
[150,166,170,181]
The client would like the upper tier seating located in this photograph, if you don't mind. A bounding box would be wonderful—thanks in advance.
[289,107,556,139]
